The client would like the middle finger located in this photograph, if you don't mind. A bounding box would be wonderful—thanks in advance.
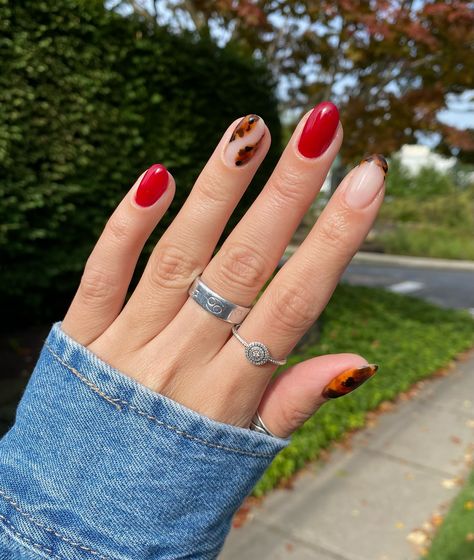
[168,102,342,353]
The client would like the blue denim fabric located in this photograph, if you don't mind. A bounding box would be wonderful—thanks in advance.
[0,323,289,559]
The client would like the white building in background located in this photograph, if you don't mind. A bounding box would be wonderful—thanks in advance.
[319,144,460,199]
[396,144,457,175]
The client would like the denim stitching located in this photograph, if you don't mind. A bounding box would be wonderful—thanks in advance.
[0,513,62,560]
[0,490,111,560]
[44,343,123,411]
[45,342,276,459]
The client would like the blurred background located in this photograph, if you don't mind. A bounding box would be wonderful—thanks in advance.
[1,2,473,558]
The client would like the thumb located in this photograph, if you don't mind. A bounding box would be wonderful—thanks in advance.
[256,354,378,438]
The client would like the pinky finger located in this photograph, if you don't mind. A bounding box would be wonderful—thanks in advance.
[62,164,175,346]
[256,354,378,438]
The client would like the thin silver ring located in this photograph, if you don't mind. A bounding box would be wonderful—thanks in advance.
[232,325,287,367]
[249,411,278,438]
[188,276,251,324]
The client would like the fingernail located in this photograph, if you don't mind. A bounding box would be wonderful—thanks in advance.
[298,101,339,158]
[135,164,169,207]
[344,155,388,209]
[322,364,378,399]
[224,114,265,167]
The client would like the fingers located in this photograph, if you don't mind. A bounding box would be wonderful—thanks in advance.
[110,115,270,344]
[201,102,341,305]
[257,354,377,438]
[167,102,342,358]
[221,155,387,365]
[61,165,175,345]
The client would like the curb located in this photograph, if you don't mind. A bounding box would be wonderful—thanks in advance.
[283,247,474,271]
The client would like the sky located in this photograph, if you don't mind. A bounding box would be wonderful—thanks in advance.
[438,91,474,129]
[111,1,473,144]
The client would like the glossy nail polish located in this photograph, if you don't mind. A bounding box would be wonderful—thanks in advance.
[224,114,266,167]
[298,101,339,158]
[135,164,169,207]
[322,364,378,399]
[344,154,388,209]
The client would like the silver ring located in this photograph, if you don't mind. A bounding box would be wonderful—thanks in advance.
[231,325,287,367]
[249,411,279,438]
[188,276,251,324]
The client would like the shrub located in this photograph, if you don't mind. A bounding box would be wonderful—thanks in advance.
[371,158,474,259]
[0,0,281,323]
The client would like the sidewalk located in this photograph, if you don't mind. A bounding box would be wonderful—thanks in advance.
[220,352,474,560]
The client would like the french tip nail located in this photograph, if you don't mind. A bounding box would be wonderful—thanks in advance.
[344,155,386,209]
[361,154,389,176]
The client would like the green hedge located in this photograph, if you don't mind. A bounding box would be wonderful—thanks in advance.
[0,0,281,323]
[254,284,474,496]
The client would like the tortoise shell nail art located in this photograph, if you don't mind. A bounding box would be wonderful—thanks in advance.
[361,154,388,176]
[322,364,378,399]
[224,114,265,167]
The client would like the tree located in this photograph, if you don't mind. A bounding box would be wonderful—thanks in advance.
[114,0,474,163]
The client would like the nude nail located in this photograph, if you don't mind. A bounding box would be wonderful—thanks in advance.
[322,364,378,399]
[224,114,266,168]
[344,155,388,209]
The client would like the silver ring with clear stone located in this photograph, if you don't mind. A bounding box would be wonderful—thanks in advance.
[231,325,287,367]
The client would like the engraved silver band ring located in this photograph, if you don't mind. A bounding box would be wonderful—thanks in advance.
[188,276,251,324]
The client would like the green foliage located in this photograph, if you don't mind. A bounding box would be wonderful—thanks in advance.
[377,225,474,260]
[385,158,457,199]
[425,468,474,560]
[254,284,474,496]
[0,0,281,322]
[372,159,474,260]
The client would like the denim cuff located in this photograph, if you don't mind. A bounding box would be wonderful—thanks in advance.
[0,323,289,560]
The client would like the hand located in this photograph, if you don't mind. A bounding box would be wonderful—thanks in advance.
[61,102,387,438]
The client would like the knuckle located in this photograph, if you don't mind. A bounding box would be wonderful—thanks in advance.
[267,282,316,332]
[150,242,202,289]
[217,242,269,292]
[270,166,306,207]
[79,261,119,306]
[316,210,350,253]
[105,214,132,245]
[196,172,229,206]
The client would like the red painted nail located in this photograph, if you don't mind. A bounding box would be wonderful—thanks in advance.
[135,164,169,207]
[298,101,339,158]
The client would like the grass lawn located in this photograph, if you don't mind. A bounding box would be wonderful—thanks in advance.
[425,468,474,559]
[254,283,474,496]
[375,224,474,260]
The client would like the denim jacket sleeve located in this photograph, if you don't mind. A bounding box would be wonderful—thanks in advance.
[0,323,290,560]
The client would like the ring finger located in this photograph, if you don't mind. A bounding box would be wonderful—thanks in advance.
[212,154,388,425]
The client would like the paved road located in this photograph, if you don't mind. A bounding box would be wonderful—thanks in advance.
[281,250,474,313]
[342,262,474,312]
